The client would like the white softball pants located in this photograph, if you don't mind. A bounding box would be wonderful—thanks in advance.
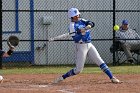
[74,43,105,74]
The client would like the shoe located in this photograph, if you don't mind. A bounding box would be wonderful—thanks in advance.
[0,79,3,84]
[128,59,134,64]
[111,77,120,83]
[127,58,135,64]
[53,76,64,84]
[0,76,3,84]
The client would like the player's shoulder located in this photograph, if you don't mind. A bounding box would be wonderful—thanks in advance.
[69,22,75,27]
[80,18,88,22]
[69,22,75,31]
[80,18,94,26]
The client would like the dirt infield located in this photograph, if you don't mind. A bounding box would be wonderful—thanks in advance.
[0,74,140,93]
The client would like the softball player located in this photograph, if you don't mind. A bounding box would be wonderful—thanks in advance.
[53,8,120,83]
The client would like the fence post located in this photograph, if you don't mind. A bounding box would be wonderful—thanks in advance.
[0,0,2,69]
[113,0,116,66]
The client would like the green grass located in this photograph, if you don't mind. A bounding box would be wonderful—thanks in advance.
[1,65,140,75]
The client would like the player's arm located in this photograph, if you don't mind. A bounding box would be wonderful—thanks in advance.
[0,49,13,57]
[69,23,82,41]
[0,44,15,57]
[81,19,95,30]
[69,22,76,36]
[1,36,19,57]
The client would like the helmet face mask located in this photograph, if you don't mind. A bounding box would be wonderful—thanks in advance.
[68,8,80,18]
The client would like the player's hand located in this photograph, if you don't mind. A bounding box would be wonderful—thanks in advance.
[85,25,91,30]
[80,28,86,35]
[80,28,86,33]
[80,25,91,33]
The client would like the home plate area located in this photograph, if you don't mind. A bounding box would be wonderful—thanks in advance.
[0,74,140,93]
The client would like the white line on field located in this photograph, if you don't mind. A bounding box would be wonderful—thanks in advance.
[29,85,49,88]
[57,89,75,93]
[16,88,39,91]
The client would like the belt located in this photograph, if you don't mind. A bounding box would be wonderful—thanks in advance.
[79,42,84,44]
[77,42,90,44]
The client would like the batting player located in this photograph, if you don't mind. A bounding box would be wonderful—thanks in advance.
[53,8,120,83]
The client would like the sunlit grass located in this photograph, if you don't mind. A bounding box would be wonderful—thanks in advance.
[1,65,140,75]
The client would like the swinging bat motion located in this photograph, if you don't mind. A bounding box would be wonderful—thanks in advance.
[48,25,92,41]
[49,32,75,41]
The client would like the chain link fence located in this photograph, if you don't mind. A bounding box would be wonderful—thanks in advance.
[1,0,140,67]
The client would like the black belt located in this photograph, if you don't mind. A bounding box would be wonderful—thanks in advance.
[78,42,90,44]
[79,42,84,44]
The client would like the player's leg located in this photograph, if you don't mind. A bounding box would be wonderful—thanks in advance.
[87,43,120,83]
[53,44,88,83]
[87,43,113,79]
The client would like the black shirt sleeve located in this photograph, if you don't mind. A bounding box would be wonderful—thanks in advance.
[81,19,95,28]
[0,50,5,57]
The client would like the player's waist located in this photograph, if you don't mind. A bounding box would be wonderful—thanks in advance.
[75,41,91,44]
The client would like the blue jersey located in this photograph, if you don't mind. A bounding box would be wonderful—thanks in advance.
[69,19,95,43]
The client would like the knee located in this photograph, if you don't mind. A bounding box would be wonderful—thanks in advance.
[74,67,83,74]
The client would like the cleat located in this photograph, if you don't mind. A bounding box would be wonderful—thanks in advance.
[128,58,135,65]
[0,79,3,84]
[0,80,3,84]
[0,76,3,84]
[111,77,120,83]
[53,76,64,84]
